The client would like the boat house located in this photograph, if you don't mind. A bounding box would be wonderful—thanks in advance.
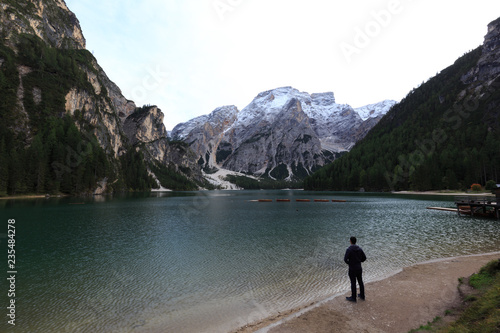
[455,190,500,219]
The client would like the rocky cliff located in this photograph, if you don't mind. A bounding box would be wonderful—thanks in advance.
[123,105,203,181]
[462,17,500,85]
[172,87,395,180]
[477,17,500,82]
[0,0,85,50]
[461,17,500,130]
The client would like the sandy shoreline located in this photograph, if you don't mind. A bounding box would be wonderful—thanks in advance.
[393,190,494,196]
[0,194,50,200]
[235,252,500,333]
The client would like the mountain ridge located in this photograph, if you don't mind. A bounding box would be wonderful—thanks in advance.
[172,86,396,182]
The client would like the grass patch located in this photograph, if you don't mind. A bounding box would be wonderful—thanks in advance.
[443,265,500,333]
[468,259,500,289]
[408,316,443,332]
[409,259,500,333]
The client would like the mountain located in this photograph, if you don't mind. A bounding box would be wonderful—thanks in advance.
[172,86,395,181]
[0,0,204,195]
[304,17,500,191]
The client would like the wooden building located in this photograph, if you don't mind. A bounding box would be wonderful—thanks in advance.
[455,194,499,219]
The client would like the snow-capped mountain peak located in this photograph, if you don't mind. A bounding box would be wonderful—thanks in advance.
[171,86,397,181]
[355,100,397,121]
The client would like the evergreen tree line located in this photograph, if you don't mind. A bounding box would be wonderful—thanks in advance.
[225,175,303,190]
[0,115,109,195]
[305,47,500,191]
[149,161,198,191]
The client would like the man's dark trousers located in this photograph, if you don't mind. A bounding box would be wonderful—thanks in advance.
[349,268,364,299]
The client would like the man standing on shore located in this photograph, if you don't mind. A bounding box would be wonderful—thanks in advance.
[344,236,366,302]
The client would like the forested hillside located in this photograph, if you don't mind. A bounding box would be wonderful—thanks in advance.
[0,35,172,195]
[304,44,500,191]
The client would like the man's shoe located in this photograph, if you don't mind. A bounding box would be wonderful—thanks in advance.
[345,296,356,302]
[358,294,365,300]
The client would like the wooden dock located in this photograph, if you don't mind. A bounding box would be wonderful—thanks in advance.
[454,196,499,219]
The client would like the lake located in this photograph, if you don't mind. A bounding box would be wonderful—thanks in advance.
[1,191,499,333]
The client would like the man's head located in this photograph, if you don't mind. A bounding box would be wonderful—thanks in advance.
[350,236,357,244]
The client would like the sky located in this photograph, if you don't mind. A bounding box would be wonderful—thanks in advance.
[64,0,500,130]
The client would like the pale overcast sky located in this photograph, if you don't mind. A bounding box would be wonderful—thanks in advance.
[65,0,500,130]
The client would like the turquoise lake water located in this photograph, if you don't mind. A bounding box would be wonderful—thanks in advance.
[1,191,499,332]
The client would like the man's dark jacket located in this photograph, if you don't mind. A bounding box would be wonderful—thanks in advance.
[344,244,366,271]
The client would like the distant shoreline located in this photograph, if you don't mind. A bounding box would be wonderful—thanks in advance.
[0,193,71,200]
[0,190,494,200]
[393,190,494,196]
[0,194,50,200]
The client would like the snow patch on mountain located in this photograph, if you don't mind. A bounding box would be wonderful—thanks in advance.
[172,105,238,140]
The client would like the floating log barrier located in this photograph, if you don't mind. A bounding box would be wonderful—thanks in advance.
[314,199,330,202]
[258,199,273,202]
[276,199,291,202]
[332,199,347,202]
[428,206,474,215]
[427,207,460,212]
[296,199,311,202]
